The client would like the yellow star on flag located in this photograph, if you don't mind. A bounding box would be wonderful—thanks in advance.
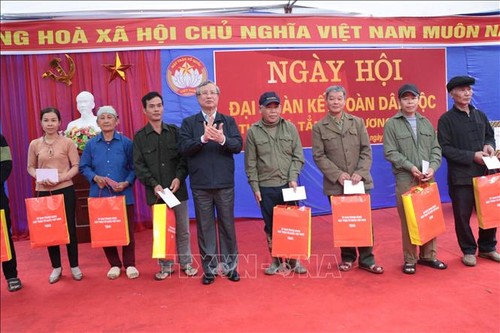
[179,61,194,75]
[103,53,132,82]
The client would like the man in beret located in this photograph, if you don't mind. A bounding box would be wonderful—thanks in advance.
[437,76,499,267]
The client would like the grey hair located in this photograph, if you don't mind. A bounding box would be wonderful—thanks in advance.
[325,85,346,98]
[196,80,220,95]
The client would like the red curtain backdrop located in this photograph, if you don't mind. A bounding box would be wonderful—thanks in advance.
[0,50,161,237]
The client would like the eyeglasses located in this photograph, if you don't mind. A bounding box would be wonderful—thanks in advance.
[198,91,219,96]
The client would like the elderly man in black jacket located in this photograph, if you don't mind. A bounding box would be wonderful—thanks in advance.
[437,76,499,267]
[179,81,243,285]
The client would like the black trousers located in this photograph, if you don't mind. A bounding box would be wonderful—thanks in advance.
[192,187,238,275]
[1,191,18,280]
[37,186,79,268]
[259,184,291,237]
[449,184,497,254]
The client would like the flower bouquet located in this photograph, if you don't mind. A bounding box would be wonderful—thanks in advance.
[65,126,97,151]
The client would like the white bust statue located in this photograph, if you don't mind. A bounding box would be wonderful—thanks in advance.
[66,91,101,133]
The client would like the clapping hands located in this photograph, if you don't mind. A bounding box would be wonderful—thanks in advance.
[203,116,225,144]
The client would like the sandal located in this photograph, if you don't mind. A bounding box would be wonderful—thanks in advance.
[417,259,447,270]
[360,264,384,274]
[154,266,174,281]
[403,262,416,274]
[182,264,198,277]
[7,278,22,292]
[339,261,353,272]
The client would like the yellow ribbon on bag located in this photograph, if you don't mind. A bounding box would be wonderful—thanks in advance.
[1,209,13,262]
[152,204,167,258]
[402,186,423,244]
[402,182,446,245]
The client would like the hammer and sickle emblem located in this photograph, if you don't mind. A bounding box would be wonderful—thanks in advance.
[42,54,76,86]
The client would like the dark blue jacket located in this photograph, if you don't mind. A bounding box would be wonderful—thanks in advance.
[179,112,242,189]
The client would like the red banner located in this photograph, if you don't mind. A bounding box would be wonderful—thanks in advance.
[1,16,498,54]
[215,48,446,146]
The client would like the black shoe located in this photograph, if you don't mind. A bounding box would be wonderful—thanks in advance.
[227,270,240,282]
[7,278,22,292]
[202,273,215,285]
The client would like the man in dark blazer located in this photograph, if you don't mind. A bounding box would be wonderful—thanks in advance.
[179,81,243,285]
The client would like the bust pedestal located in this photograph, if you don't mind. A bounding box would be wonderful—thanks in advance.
[73,172,91,243]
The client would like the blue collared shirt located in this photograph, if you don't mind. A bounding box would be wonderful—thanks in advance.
[80,131,135,204]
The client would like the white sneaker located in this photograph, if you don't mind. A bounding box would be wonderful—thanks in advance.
[107,266,121,280]
[126,266,139,279]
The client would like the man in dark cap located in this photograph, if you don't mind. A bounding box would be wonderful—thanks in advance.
[244,91,307,275]
[437,75,499,267]
[384,83,447,274]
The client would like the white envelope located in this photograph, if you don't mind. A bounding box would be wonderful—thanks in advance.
[422,160,430,174]
[343,180,365,194]
[156,187,181,208]
[282,186,307,202]
[482,156,500,170]
[36,168,58,182]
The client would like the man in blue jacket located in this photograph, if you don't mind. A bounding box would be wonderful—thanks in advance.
[179,81,243,285]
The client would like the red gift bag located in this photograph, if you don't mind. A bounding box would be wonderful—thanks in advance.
[152,204,177,260]
[25,194,69,248]
[88,196,130,248]
[331,194,373,247]
[271,205,311,260]
[402,182,446,245]
[1,209,12,262]
[473,174,500,229]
